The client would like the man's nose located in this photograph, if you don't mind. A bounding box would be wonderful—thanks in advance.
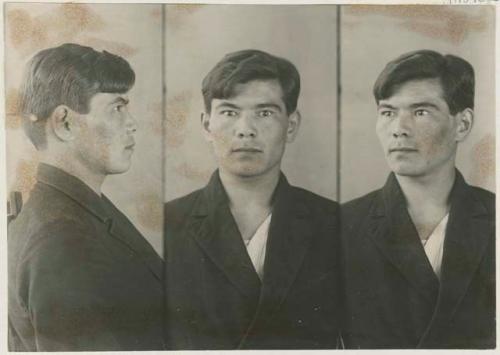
[392,111,412,138]
[235,113,257,138]
[126,111,138,133]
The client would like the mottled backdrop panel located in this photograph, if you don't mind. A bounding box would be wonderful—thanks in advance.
[4,3,164,256]
[340,5,495,202]
[164,5,338,202]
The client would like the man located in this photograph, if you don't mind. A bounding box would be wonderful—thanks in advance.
[165,50,340,349]
[8,43,165,351]
[341,50,495,349]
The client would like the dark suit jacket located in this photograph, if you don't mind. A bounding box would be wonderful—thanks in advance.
[341,171,495,349]
[165,171,341,349]
[8,163,165,351]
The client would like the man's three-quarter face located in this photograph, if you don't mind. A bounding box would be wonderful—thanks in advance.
[203,79,296,178]
[376,78,460,178]
[72,92,137,175]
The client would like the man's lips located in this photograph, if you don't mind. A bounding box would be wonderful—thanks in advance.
[125,142,136,150]
[231,147,262,153]
[389,147,418,153]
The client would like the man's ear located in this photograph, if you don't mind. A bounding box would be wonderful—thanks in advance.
[201,111,213,142]
[455,108,473,142]
[49,105,76,142]
[286,110,301,143]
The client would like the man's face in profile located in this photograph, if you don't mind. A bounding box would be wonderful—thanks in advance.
[72,92,137,176]
[203,79,299,178]
[376,78,460,178]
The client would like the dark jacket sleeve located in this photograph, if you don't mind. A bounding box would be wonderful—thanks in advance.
[18,221,122,351]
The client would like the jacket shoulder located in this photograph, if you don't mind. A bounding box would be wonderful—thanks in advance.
[341,189,380,218]
[469,185,495,215]
[165,188,204,222]
[9,212,100,274]
[13,182,95,227]
[9,185,97,250]
[289,185,339,212]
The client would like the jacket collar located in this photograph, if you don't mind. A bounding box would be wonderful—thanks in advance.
[254,171,313,320]
[419,170,493,344]
[191,170,232,217]
[191,170,304,217]
[36,163,109,223]
[189,170,262,301]
[101,195,163,281]
[368,170,493,334]
[188,170,312,311]
[368,172,440,306]
[37,163,163,281]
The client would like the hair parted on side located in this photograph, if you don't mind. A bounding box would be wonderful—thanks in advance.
[373,49,475,115]
[202,49,300,115]
[20,43,135,150]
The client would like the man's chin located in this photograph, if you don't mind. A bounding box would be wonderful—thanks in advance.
[225,164,267,178]
[389,163,423,177]
[105,162,132,175]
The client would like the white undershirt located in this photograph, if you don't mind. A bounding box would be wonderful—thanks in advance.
[245,213,272,281]
[421,213,449,280]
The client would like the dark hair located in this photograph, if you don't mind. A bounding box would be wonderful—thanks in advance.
[202,49,300,114]
[20,43,135,149]
[373,50,474,115]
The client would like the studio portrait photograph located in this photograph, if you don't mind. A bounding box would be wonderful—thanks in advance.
[0,1,497,353]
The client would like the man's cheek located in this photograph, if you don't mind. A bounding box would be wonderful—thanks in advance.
[420,127,447,156]
[212,131,232,148]
[94,123,116,140]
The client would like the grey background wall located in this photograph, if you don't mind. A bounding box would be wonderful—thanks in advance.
[164,5,338,202]
[4,3,164,256]
[340,5,496,203]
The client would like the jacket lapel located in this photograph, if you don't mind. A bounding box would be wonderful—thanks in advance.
[368,174,439,306]
[422,172,493,336]
[104,196,164,282]
[36,163,164,282]
[253,175,313,318]
[189,171,261,300]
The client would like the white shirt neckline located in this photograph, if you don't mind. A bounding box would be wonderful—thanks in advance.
[245,213,272,281]
[421,213,449,280]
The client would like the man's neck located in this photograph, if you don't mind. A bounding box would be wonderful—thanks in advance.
[396,165,456,241]
[396,164,456,215]
[219,168,281,209]
[40,156,106,196]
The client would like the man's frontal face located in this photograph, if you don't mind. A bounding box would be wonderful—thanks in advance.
[205,79,292,178]
[74,92,137,176]
[375,78,459,178]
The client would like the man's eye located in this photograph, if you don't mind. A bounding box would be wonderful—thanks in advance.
[221,110,237,117]
[415,109,429,117]
[379,110,394,118]
[258,110,274,118]
[114,105,124,112]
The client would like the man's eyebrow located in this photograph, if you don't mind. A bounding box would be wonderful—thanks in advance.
[109,97,129,105]
[377,102,441,110]
[409,102,440,110]
[214,102,240,110]
[255,103,283,112]
[378,103,397,110]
